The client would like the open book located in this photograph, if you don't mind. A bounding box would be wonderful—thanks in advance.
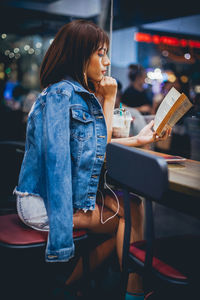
[153,87,193,137]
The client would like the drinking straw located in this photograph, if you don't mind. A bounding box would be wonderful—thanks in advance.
[120,102,122,116]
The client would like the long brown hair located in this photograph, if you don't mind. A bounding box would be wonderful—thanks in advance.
[40,19,109,89]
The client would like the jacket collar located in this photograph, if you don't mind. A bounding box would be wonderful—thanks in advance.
[64,76,93,96]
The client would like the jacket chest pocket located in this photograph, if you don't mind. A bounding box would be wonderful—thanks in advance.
[70,108,94,141]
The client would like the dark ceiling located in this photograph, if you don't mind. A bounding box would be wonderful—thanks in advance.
[112,0,200,30]
[1,0,200,36]
[0,1,72,36]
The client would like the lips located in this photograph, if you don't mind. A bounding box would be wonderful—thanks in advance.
[102,70,107,75]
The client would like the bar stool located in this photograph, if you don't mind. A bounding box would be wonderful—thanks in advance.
[0,213,89,300]
[106,143,200,300]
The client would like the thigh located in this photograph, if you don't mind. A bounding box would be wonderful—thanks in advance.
[99,190,143,219]
[73,201,119,236]
[73,191,143,234]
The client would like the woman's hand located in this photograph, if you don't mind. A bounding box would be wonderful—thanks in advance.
[94,76,117,103]
[111,120,172,147]
[136,120,172,146]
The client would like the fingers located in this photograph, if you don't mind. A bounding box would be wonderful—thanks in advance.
[100,76,117,87]
[93,76,117,91]
[159,128,171,140]
[95,76,117,100]
[153,132,160,142]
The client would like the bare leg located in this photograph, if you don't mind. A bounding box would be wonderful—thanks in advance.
[103,192,144,293]
[73,203,119,235]
[66,235,116,285]
[66,204,119,285]
[66,192,144,294]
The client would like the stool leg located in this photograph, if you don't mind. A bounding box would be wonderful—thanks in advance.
[81,240,91,297]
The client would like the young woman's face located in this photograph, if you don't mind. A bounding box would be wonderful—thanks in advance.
[86,44,110,82]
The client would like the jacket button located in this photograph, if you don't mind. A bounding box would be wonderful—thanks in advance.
[92,175,98,178]
[47,255,58,259]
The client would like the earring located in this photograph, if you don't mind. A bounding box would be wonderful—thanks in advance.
[84,72,88,84]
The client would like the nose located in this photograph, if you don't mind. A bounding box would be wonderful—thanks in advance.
[103,54,110,66]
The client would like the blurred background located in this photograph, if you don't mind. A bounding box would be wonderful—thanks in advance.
[0,2,200,298]
[0,0,200,161]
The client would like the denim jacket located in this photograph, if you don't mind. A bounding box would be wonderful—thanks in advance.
[14,78,107,262]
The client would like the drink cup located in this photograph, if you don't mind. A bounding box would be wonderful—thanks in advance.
[112,109,132,138]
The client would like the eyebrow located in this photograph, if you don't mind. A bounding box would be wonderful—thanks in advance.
[98,47,107,54]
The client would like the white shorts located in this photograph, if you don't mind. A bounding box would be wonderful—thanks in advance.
[17,194,49,231]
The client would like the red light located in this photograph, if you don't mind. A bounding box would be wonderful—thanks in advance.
[180,39,188,47]
[152,35,160,44]
[160,36,179,46]
[134,33,152,43]
[189,40,200,48]
[135,32,200,48]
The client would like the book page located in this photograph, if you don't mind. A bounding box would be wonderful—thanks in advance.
[168,97,193,127]
[153,87,181,131]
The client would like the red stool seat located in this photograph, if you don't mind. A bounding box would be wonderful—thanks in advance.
[129,235,200,282]
[130,242,186,281]
[0,213,90,300]
[0,214,87,246]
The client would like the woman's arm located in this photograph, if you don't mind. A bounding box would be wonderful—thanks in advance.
[112,120,171,147]
[111,135,142,147]
[103,96,116,143]
[94,76,117,143]
[44,90,74,262]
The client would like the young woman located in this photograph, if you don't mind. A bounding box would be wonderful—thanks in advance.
[14,20,171,300]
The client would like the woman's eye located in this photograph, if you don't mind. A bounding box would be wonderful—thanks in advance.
[98,52,104,57]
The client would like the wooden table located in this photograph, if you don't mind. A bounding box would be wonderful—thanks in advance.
[139,149,200,219]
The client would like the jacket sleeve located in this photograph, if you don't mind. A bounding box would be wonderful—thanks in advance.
[42,90,74,262]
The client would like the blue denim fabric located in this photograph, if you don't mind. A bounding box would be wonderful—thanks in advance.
[14,78,107,262]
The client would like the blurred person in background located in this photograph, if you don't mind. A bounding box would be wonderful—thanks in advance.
[0,83,28,141]
[189,78,200,118]
[121,64,153,115]
[192,93,200,118]
[115,79,147,137]
[12,84,28,111]
[152,72,182,115]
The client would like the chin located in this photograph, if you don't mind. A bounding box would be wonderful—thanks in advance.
[95,75,103,81]
[89,74,103,82]
[99,75,104,81]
